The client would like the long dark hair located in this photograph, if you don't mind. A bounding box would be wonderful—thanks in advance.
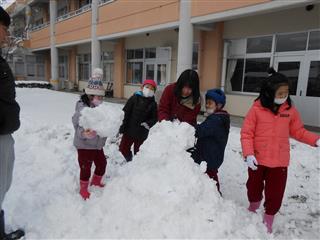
[174,69,200,105]
[256,68,292,114]
[80,94,91,107]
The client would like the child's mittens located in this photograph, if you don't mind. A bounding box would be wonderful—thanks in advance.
[246,155,258,170]
[316,139,320,147]
[82,129,97,139]
[141,122,150,130]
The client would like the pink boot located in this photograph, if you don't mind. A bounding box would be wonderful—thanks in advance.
[248,201,261,213]
[263,213,274,233]
[79,180,90,200]
[91,174,105,187]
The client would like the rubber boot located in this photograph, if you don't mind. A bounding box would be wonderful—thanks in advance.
[90,174,105,187]
[263,213,274,233]
[0,210,25,240]
[248,201,261,213]
[79,180,90,200]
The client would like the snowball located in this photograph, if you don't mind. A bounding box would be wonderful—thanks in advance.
[79,103,124,138]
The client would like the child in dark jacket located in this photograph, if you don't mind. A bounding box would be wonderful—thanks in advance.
[72,68,107,200]
[191,89,230,195]
[119,79,158,161]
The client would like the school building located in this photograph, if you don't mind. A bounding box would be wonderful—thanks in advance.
[5,0,320,126]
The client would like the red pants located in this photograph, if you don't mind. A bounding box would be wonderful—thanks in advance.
[77,149,107,181]
[119,134,144,161]
[247,165,287,215]
[206,169,222,196]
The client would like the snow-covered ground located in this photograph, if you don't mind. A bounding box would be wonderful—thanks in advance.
[3,88,319,239]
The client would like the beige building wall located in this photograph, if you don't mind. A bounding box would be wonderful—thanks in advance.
[114,38,125,98]
[198,22,224,92]
[55,11,92,45]
[97,0,179,36]
[29,27,50,49]
[191,0,271,17]
[225,94,256,116]
[224,4,320,39]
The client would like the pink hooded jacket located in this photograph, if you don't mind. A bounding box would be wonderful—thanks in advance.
[241,100,319,168]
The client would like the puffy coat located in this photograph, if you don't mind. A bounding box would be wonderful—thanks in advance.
[158,83,201,126]
[0,55,20,135]
[193,110,230,170]
[72,101,107,149]
[241,100,319,168]
[119,92,158,140]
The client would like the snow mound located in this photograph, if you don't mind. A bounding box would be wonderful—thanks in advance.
[79,103,124,137]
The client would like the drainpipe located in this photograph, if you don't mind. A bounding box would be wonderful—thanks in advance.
[91,0,101,71]
[50,0,59,90]
[220,41,230,91]
[176,0,193,79]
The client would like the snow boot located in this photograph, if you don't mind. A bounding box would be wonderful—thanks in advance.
[248,201,261,213]
[79,180,90,200]
[263,213,274,233]
[90,174,105,187]
[0,210,25,240]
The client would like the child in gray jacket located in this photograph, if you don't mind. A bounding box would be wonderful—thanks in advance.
[72,68,107,200]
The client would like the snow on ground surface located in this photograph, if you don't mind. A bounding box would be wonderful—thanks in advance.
[3,88,319,239]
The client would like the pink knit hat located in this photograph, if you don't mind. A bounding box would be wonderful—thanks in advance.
[85,68,105,96]
[143,79,157,90]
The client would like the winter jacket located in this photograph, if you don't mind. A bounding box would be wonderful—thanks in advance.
[241,100,319,168]
[72,100,107,149]
[192,110,230,170]
[0,55,20,135]
[119,92,158,140]
[158,83,201,126]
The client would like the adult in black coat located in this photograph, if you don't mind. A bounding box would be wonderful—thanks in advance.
[191,89,230,195]
[119,80,158,161]
[0,6,25,240]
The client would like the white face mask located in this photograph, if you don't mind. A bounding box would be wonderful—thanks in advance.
[92,97,102,106]
[274,96,288,105]
[142,87,155,98]
[206,108,214,115]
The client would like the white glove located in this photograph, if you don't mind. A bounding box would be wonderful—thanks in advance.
[316,139,320,147]
[246,155,258,170]
[141,122,150,130]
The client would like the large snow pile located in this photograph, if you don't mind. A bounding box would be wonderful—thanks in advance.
[3,89,319,239]
[79,103,124,137]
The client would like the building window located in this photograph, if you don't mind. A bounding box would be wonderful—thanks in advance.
[102,51,114,83]
[79,0,92,8]
[226,30,319,94]
[26,55,36,77]
[308,30,320,50]
[79,54,91,81]
[276,32,308,52]
[126,48,144,84]
[247,36,272,53]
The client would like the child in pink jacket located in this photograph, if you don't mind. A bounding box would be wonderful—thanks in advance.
[241,68,320,233]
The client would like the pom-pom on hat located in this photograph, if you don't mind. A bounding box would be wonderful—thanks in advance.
[206,88,226,107]
[143,79,157,90]
[85,68,105,96]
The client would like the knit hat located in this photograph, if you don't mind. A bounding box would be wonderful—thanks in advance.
[206,88,226,107]
[85,68,105,96]
[0,6,11,27]
[143,79,157,90]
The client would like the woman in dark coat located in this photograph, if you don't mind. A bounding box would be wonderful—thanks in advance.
[158,69,201,126]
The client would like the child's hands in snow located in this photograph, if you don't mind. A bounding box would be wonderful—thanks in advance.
[141,122,150,130]
[82,129,97,139]
[246,155,258,170]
